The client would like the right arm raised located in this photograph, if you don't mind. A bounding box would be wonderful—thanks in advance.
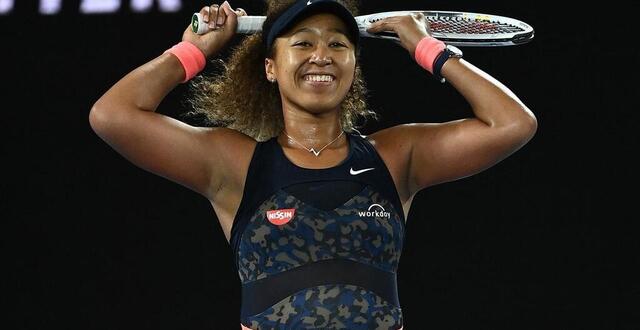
[89,2,247,200]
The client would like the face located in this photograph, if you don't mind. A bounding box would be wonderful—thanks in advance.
[265,13,357,114]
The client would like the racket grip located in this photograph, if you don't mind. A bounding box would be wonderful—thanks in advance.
[191,13,265,35]
[191,13,209,35]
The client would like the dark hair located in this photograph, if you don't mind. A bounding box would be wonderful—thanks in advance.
[184,0,379,142]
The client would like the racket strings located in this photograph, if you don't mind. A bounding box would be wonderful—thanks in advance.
[428,17,524,34]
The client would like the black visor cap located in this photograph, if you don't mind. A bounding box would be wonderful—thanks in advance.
[264,0,360,53]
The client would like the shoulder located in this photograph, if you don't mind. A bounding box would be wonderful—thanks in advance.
[366,123,445,152]
[202,127,258,197]
[203,126,256,142]
[363,125,417,202]
[365,124,416,152]
[200,127,258,167]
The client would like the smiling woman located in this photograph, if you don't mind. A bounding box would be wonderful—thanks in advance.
[265,13,357,113]
[89,0,536,328]
[186,0,376,142]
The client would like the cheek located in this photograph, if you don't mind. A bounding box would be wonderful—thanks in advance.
[344,66,356,87]
[343,54,357,80]
[275,53,300,81]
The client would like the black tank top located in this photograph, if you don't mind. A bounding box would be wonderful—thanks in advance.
[230,132,406,329]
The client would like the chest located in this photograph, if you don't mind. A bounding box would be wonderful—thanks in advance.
[212,137,412,244]
[236,182,405,282]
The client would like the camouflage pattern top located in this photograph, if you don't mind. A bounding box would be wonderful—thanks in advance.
[230,132,406,329]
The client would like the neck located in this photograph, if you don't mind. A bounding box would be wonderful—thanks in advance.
[279,103,345,149]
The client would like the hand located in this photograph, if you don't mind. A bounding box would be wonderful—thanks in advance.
[181,1,247,59]
[366,13,432,59]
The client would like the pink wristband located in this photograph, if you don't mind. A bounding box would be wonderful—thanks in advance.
[414,36,446,74]
[164,41,206,83]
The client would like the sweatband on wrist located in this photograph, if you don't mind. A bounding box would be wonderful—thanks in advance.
[164,41,206,83]
[414,36,446,74]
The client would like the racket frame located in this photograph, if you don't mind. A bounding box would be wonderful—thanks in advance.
[192,10,534,47]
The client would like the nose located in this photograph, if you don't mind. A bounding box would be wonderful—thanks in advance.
[309,44,333,65]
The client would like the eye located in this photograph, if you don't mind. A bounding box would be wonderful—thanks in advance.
[331,42,347,48]
[294,41,312,47]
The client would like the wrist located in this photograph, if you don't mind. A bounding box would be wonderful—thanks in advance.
[432,45,463,83]
[163,41,206,83]
[163,52,193,84]
[413,36,446,74]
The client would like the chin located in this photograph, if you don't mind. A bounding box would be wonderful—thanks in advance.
[300,98,343,113]
[302,104,341,114]
[282,87,348,113]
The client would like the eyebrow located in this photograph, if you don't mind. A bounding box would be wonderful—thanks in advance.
[291,27,348,37]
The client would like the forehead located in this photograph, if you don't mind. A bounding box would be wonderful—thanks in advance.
[283,12,349,37]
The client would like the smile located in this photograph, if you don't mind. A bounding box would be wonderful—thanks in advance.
[303,74,335,82]
[302,74,336,88]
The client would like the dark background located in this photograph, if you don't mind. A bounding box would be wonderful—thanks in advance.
[4,0,637,329]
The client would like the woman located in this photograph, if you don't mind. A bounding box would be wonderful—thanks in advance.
[89,0,537,328]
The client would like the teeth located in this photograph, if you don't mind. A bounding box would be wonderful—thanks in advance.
[304,75,334,82]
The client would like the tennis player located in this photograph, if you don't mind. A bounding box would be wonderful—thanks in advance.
[89,0,537,328]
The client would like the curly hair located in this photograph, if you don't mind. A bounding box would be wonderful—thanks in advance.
[184,0,379,142]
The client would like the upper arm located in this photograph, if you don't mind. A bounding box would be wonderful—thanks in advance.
[89,106,253,200]
[380,119,535,196]
[369,118,532,198]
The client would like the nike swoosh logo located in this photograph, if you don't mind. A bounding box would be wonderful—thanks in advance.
[350,167,375,175]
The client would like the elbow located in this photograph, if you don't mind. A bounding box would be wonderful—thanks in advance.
[89,99,123,138]
[89,101,108,136]
[522,108,538,140]
[499,106,537,146]
[513,107,538,144]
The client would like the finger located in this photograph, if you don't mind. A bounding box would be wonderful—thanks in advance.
[368,20,393,33]
[208,4,220,28]
[236,7,247,16]
[216,1,230,27]
[366,21,381,32]
[213,4,223,29]
[219,1,241,31]
[411,12,424,20]
[370,18,395,29]
[200,5,211,23]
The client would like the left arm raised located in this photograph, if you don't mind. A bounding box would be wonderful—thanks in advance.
[366,14,538,196]
[404,58,537,195]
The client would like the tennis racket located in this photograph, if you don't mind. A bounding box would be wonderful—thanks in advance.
[191,10,534,47]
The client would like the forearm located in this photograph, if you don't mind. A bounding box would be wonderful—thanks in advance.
[93,53,185,114]
[440,58,536,128]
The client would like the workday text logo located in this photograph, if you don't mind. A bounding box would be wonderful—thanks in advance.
[358,204,390,219]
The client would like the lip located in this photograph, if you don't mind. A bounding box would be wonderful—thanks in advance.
[301,78,336,88]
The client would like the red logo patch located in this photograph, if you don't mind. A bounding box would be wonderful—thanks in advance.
[266,208,296,225]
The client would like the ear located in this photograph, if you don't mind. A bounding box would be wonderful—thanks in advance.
[265,58,276,81]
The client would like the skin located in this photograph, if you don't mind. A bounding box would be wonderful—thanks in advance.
[88,2,537,243]
[264,13,356,161]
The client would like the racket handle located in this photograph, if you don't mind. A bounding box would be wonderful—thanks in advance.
[191,13,266,35]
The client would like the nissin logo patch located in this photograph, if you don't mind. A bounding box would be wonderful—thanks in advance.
[266,208,296,225]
